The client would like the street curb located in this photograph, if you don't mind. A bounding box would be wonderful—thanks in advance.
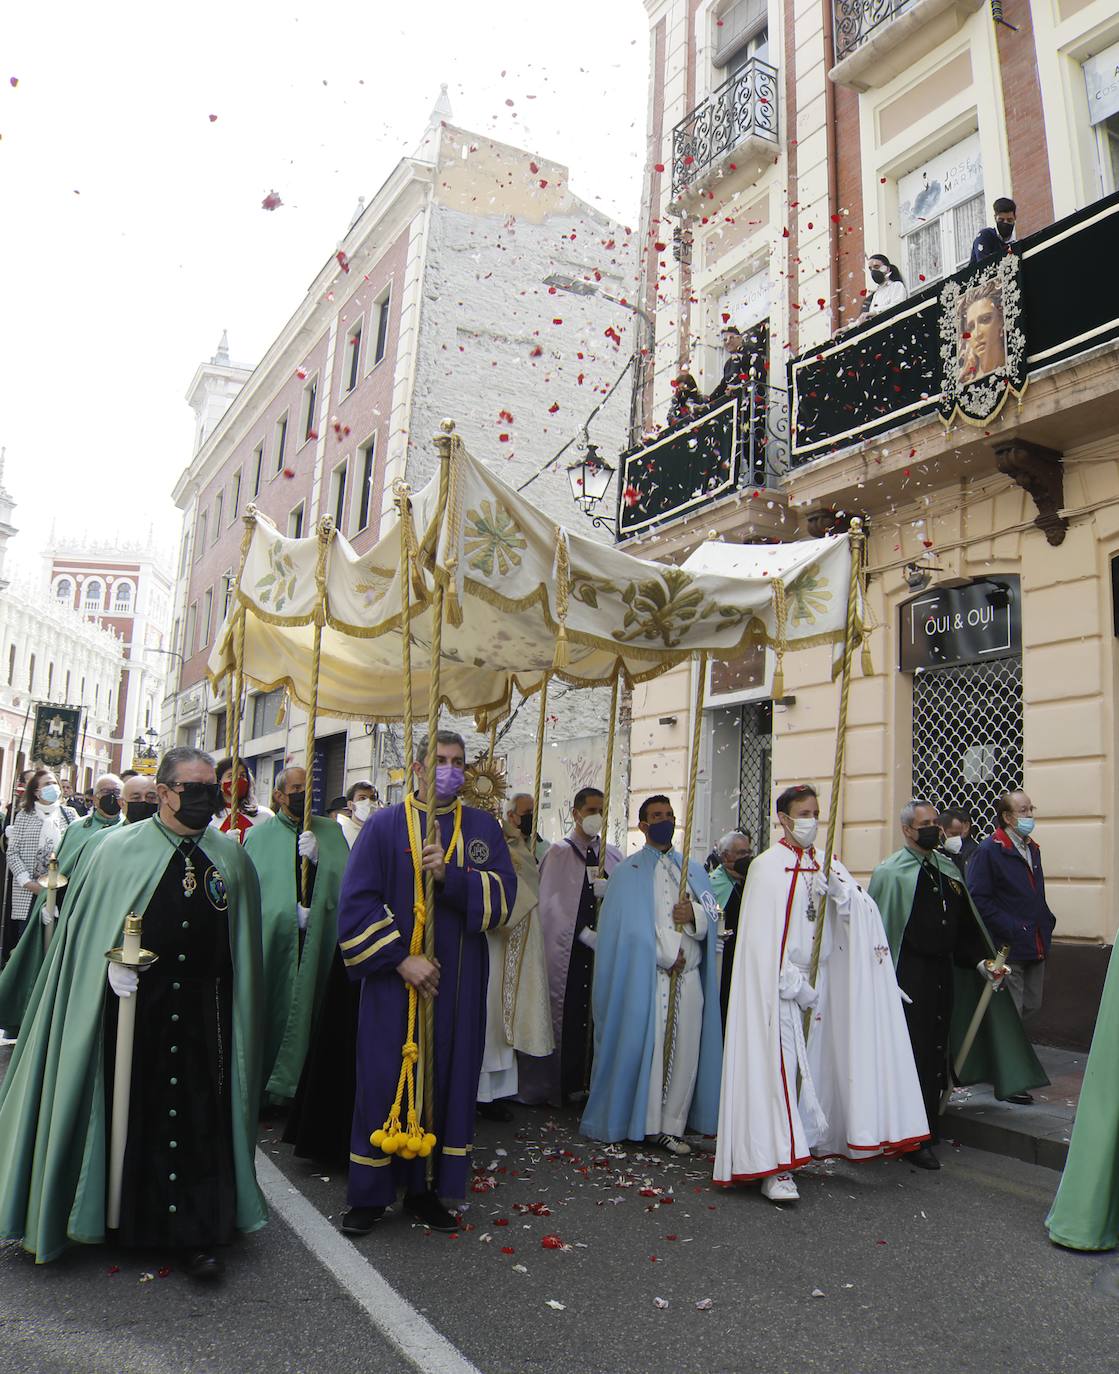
[943,1108,1068,1172]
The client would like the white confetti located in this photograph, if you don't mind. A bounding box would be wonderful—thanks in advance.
[695,1298,714,1311]
[545,1299,566,1311]
[811,1288,825,1299]
[653,1297,669,1309]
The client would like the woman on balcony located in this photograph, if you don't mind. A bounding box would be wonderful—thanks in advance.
[666,372,706,428]
[860,254,908,318]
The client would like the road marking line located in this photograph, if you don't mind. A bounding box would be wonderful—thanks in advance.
[255,1150,482,1374]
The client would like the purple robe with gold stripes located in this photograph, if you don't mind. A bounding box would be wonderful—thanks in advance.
[338,798,516,1206]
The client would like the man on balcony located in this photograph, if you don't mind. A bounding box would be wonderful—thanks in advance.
[708,324,749,404]
[970,198,1017,267]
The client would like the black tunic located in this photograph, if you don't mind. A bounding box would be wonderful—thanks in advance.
[283,947,358,1164]
[559,841,600,1102]
[895,860,985,1141]
[107,838,235,1250]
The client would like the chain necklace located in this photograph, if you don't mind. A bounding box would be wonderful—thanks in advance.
[781,839,820,921]
[154,820,201,899]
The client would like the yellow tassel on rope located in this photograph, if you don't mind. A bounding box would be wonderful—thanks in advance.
[552,623,569,670]
[861,633,874,678]
[444,560,464,628]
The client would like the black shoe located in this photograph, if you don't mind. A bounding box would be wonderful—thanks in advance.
[1005,1092,1035,1105]
[404,1191,460,1232]
[184,1251,225,1281]
[910,1145,941,1171]
[340,1206,386,1235]
[477,1100,514,1122]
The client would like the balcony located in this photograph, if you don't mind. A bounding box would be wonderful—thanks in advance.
[616,388,788,543]
[670,59,779,202]
[830,0,983,92]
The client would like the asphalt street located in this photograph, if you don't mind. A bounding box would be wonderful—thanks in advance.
[3,1077,1117,1374]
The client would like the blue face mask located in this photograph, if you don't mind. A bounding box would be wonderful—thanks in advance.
[1016,816,1036,837]
[646,818,675,847]
[39,784,60,805]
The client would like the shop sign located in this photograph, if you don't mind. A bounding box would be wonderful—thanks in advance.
[899,575,1021,671]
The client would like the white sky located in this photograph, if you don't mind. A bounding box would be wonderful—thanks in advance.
[0,0,648,573]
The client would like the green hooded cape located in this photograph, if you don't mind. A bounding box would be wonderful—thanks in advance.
[243,811,346,1101]
[1046,942,1119,1250]
[0,810,122,1034]
[867,846,1048,1100]
[0,818,266,1263]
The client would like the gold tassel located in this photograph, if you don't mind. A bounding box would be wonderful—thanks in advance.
[444,558,464,628]
[771,577,788,703]
[771,661,785,701]
[861,631,874,678]
[275,692,287,726]
[552,530,571,671]
[552,624,569,670]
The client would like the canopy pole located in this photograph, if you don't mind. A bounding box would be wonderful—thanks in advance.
[804,518,866,1034]
[485,719,499,767]
[394,482,416,768]
[227,510,257,835]
[596,673,621,880]
[663,652,708,1093]
[301,516,335,907]
[531,676,549,846]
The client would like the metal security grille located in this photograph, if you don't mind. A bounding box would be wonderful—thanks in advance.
[912,657,1023,838]
[739,701,773,848]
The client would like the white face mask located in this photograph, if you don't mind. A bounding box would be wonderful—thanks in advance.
[942,834,963,855]
[580,813,604,838]
[353,798,373,823]
[790,817,818,848]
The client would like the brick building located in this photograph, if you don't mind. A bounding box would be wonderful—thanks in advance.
[628,0,1119,1044]
[166,95,637,828]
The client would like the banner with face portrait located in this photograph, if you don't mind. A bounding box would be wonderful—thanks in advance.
[31,704,82,770]
[936,252,1028,427]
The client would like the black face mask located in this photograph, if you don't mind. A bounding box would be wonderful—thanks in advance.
[98,794,121,817]
[125,799,158,824]
[870,268,887,284]
[729,855,752,879]
[286,791,307,818]
[915,824,941,851]
[172,782,222,830]
[518,812,535,838]
[996,220,1014,240]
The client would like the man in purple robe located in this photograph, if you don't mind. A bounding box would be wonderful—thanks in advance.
[518,787,623,1106]
[337,730,516,1235]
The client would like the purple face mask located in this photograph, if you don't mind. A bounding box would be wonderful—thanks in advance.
[435,764,465,800]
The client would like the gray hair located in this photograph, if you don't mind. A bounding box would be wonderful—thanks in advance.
[900,798,937,827]
[275,764,305,793]
[413,730,466,765]
[716,830,751,859]
[156,747,214,786]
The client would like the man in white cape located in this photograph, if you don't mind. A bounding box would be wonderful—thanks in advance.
[476,795,554,1118]
[715,783,928,1202]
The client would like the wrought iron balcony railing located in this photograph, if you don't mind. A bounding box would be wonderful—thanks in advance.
[833,0,915,63]
[671,59,779,199]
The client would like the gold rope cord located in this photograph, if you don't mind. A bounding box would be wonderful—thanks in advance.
[394,482,416,768]
[301,516,335,907]
[804,519,865,1039]
[531,675,549,852]
[227,511,257,835]
[596,673,620,880]
[663,652,708,1093]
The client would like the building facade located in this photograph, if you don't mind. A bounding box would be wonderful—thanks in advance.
[165,98,637,816]
[631,0,1119,1044]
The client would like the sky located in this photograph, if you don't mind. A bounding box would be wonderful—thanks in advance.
[0,0,648,575]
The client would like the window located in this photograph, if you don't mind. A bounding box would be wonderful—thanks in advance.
[273,419,287,476]
[185,603,197,658]
[254,442,266,493]
[373,292,391,366]
[113,581,133,612]
[195,512,207,561]
[288,503,305,539]
[94,681,99,709]
[80,675,86,703]
[302,377,318,442]
[64,669,71,700]
[47,662,54,697]
[213,490,224,538]
[330,460,349,533]
[201,587,214,646]
[179,532,190,577]
[250,687,286,739]
[7,645,14,685]
[84,579,103,610]
[714,0,768,67]
[171,617,181,659]
[356,437,376,533]
[230,469,242,521]
[898,133,984,286]
[344,320,363,393]
[55,578,72,604]
[28,654,36,691]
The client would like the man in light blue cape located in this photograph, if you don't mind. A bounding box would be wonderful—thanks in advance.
[581,795,722,1155]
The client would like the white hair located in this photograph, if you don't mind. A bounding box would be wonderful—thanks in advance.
[716,830,750,859]
[900,799,937,826]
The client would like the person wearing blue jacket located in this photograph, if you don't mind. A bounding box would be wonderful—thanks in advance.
[967,790,1055,1103]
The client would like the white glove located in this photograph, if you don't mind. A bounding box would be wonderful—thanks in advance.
[591,878,608,899]
[778,965,819,1010]
[577,927,598,950]
[41,903,55,925]
[108,963,139,998]
[978,959,1007,991]
[297,904,311,931]
[297,830,319,863]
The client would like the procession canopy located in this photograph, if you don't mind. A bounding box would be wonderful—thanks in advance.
[207,437,862,724]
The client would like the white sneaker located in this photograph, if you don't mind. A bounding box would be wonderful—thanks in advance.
[655,1133,692,1156]
[761,1172,800,1202]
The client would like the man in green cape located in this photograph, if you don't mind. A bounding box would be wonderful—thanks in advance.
[0,747,266,1277]
[868,799,1048,1168]
[243,764,348,1103]
[1046,943,1119,1250]
[0,773,126,1034]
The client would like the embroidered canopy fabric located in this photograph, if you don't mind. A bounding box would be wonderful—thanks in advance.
[207,440,858,723]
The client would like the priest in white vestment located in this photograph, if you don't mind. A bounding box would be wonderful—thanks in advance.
[581,795,722,1156]
[476,797,554,1119]
[715,783,928,1202]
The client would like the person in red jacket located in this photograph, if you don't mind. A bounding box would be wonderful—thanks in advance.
[967,790,1056,1104]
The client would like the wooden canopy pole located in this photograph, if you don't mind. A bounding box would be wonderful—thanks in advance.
[301,516,335,906]
[596,672,621,879]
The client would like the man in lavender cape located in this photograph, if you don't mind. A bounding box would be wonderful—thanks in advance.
[337,730,516,1236]
[518,787,623,1107]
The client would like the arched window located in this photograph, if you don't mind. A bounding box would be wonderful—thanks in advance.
[28,654,35,691]
[83,580,103,611]
[47,662,54,696]
[55,578,73,605]
[7,645,14,686]
[113,581,133,613]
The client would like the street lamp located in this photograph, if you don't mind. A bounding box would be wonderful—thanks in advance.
[566,441,616,533]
